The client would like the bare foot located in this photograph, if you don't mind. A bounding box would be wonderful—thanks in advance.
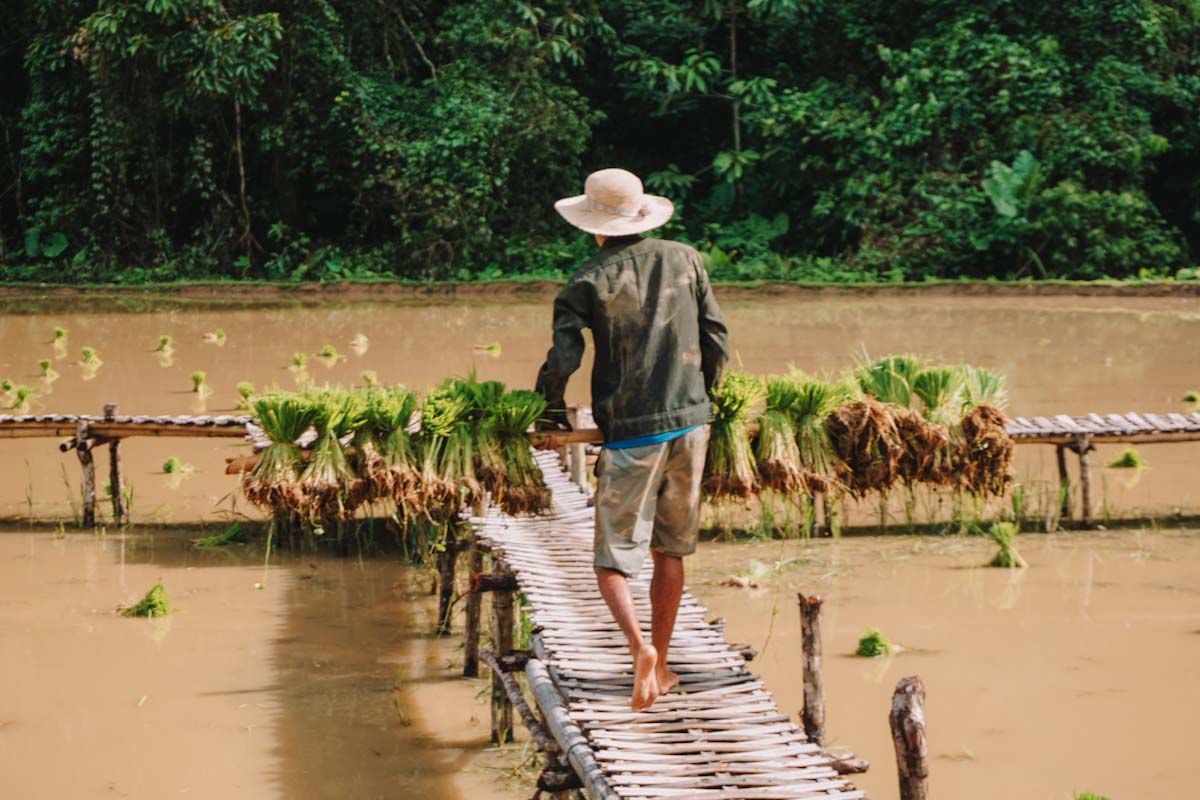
[656,665,680,695]
[631,644,660,712]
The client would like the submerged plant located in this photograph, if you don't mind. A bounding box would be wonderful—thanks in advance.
[985,521,1026,568]
[154,334,173,352]
[121,583,171,617]
[1107,447,1145,469]
[162,456,184,474]
[855,628,892,657]
[703,372,763,499]
[191,522,246,549]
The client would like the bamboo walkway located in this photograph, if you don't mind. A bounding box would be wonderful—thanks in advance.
[471,450,864,800]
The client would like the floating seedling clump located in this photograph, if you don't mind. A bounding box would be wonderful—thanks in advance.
[855,628,892,657]
[1107,447,1145,469]
[154,335,173,353]
[38,359,59,383]
[121,583,171,617]
[704,372,763,500]
[985,521,1026,568]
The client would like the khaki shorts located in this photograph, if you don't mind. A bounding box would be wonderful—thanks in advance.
[593,425,710,578]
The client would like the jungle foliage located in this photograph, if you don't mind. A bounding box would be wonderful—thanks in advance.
[2,1,1199,283]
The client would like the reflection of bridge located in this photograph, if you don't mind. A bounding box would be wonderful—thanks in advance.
[470,450,869,800]
[2,406,1198,529]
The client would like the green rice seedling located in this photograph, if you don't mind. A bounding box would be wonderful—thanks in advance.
[349,333,369,356]
[985,521,1026,568]
[191,522,246,549]
[703,372,763,499]
[854,353,922,406]
[417,380,478,519]
[191,370,208,394]
[961,365,1008,409]
[317,344,339,359]
[0,378,12,393]
[459,375,507,497]
[203,328,226,345]
[9,384,35,413]
[855,628,892,657]
[80,346,101,366]
[473,341,502,357]
[912,366,965,427]
[1184,390,1199,408]
[361,370,378,388]
[242,393,319,514]
[1107,447,1145,469]
[1073,793,1111,800]
[754,375,805,494]
[356,385,421,511]
[154,335,173,352]
[52,326,67,343]
[120,583,171,617]
[491,390,551,515]
[298,386,366,520]
[162,456,184,474]
[292,352,309,370]
[791,374,853,494]
[37,359,59,382]
[235,381,256,409]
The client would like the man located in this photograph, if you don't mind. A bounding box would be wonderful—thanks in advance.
[535,167,729,712]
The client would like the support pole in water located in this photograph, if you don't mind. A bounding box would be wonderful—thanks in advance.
[490,562,515,744]
[75,420,96,528]
[1055,443,1070,525]
[435,531,459,636]
[104,404,126,526]
[463,502,485,677]
[1071,434,1095,529]
[890,675,929,800]
[810,490,826,537]
[797,592,825,746]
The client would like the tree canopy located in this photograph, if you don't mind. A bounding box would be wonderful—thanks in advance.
[1,1,1198,283]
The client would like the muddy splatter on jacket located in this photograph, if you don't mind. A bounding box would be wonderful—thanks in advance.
[535,236,730,442]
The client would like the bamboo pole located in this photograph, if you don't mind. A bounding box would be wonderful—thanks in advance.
[569,442,587,486]
[490,562,515,744]
[797,592,825,747]
[75,420,96,528]
[890,675,929,800]
[104,404,126,525]
[463,502,485,677]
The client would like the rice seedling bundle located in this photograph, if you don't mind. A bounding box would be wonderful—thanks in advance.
[826,398,903,497]
[703,372,763,500]
[154,335,173,352]
[243,393,317,513]
[491,390,551,515]
[298,387,366,520]
[463,378,508,498]
[121,583,171,617]
[854,353,922,406]
[356,386,420,511]
[898,365,963,485]
[754,376,805,494]
[855,628,892,657]
[961,365,1008,409]
[792,375,853,493]
[984,521,1026,568]
[957,403,1013,497]
[417,381,479,519]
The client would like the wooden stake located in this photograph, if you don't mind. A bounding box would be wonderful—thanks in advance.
[104,404,125,525]
[75,420,96,528]
[490,562,515,744]
[810,490,826,537]
[1055,443,1070,523]
[890,675,929,800]
[463,535,484,677]
[1073,434,1095,529]
[797,592,825,747]
[435,532,459,636]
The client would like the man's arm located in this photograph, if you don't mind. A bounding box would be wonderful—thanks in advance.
[535,279,591,428]
[695,260,729,393]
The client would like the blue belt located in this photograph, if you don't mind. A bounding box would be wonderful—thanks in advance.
[605,424,701,450]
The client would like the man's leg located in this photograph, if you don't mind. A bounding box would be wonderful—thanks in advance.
[649,550,683,693]
[595,567,658,711]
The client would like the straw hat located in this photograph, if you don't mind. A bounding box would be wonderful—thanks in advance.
[554,168,674,236]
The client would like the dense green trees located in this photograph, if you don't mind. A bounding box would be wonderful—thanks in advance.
[1,1,1198,283]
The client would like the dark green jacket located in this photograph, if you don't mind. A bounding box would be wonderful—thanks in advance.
[535,236,729,442]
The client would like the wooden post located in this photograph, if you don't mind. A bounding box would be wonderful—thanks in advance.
[810,490,826,537]
[1073,434,1094,529]
[463,504,485,677]
[1055,444,1070,523]
[797,592,825,746]
[890,675,929,800]
[75,420,96,528]
[490,563,515,744]
[435,532,459,636]
[104,404,126,525]
[569,442,586,487]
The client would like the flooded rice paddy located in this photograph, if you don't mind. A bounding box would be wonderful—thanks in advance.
[1,290,1198,798]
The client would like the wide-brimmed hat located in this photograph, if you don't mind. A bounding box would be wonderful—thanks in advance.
[554,168,674,236]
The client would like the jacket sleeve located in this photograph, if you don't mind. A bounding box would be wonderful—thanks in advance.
[535,278,591,427]
[695,260,729,393]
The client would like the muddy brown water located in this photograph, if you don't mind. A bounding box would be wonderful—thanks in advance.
[1,291,1198,798]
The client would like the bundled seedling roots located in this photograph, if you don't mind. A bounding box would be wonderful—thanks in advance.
[826,399,903,497]
[894,408,952,486]
[492,390,551,515]
[298,388,364,522]
[985,521,1026,568]
[754,376,805,494]
[704,372,763,500]
[958,404,1014,497]
[355,387,421,512]
[242,394,317,515]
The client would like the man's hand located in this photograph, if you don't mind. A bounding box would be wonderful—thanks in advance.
[534,418,571,451]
